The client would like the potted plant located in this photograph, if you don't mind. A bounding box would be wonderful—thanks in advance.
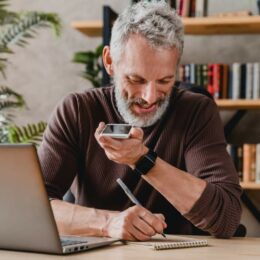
[0,0,61,145]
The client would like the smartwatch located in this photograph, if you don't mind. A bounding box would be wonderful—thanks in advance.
[134,149,157,175]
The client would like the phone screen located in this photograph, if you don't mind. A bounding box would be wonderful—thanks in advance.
[101,124,132,138]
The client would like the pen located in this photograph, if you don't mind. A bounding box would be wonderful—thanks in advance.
[116,178,166,238]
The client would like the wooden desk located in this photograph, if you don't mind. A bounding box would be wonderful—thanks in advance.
[0,236,259,259]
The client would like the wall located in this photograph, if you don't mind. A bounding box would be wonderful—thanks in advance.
[5,0,260,236]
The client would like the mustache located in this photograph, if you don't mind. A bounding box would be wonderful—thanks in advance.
[127,96,167,107]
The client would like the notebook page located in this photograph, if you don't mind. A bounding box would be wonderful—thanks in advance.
[127,235,208,250]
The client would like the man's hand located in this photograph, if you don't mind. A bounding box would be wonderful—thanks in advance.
[95,122,148,168]
[103,205,167,241]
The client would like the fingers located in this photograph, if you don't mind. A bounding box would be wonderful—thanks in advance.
[130,127,143,140]
[96,122,106,134]
[138,209,167,235]
[105,206,167,241]
[126,206,166,239]
[154,213,166,223]
[95,122,122,150]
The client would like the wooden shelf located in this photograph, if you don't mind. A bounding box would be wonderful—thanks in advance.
[216,99,260,110]
[71,16,260,37]
[71,21,102,37]
[240,182,260,190]
[182,16,260,35]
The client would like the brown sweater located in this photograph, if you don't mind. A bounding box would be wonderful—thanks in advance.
[38,85,242,238]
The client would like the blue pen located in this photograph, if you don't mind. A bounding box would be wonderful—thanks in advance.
[116,178,166,238]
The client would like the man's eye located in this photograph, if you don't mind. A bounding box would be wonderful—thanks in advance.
[129,78,145,84]
[158,80,170,85]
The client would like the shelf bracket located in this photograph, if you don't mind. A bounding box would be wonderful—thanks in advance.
[224,110,247,139]
[242,191,260,223]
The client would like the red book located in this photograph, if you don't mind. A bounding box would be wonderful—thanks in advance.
[182,0,190,17]
[221,64,229,99]
[213,64,220,99]
[207,64,214,97]
[178,0,184,16]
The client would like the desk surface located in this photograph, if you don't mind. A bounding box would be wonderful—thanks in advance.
[0,235,260,260]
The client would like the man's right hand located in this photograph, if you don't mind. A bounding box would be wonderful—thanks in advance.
[103,205,167,241]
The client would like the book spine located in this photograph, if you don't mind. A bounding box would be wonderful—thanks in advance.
[202,64,208,89]
[240,64,246,99]
[243,144,252,182]
[185,64,190,82]
[178,0,184,16]
[182,0,190,17]
[189,0,196,17]
[253,63,260,99]
[232,63,241,100]
[256,144,260,183]
[213,64,220,99]
[237,145,243,181]
[251,144,256,182]
[222,64,229,99]
[228,65,233,99]
[246,63,254,99]
[190,63,196,84]
[195,0,206,17]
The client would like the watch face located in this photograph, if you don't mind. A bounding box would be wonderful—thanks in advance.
[135,150,157,175]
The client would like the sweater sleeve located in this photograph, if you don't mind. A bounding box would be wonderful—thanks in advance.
[38,93,86,199]
[182,97,242,238]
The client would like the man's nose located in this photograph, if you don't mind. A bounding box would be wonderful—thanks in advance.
[141,82,157,104]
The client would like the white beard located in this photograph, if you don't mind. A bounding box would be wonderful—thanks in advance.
[114,85,170,128]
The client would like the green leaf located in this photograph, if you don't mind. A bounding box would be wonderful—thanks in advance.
[73,44,103,88]
[0,10,62,75]
[0,12,62,47]
[0,86,26,111]
[7,121,47,146]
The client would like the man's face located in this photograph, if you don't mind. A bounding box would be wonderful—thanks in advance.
[112,34,179,127]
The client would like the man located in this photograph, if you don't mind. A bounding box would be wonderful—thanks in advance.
[39,1,242,241]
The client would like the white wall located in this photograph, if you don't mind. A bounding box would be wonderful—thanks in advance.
[5,0,260,236]
[5,0,128,124]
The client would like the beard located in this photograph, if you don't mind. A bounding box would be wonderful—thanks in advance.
[114,84,171,128]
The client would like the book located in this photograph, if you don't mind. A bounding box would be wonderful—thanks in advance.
[253,63,260,99]
[256,144,260,183]
[232,63,241,100]
[127,235,208,250]
[221,64,229,99]
[243,144,257,182]
[246,63,254,99]
[195,0,208,17]
[240,64,246,98]
[243,144,252,182]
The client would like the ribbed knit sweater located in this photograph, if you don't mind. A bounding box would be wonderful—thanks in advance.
[38,85,242,238]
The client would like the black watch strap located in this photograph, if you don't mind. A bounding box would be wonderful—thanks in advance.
[134,149,157,175]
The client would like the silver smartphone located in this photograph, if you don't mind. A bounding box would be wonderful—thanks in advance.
[100,124,132,139]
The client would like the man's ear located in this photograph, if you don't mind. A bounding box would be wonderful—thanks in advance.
[103,46,114,76]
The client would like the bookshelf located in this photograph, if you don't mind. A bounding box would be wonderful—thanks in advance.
[241,182,260,190]
[216,100,260,110]
[71,16,260,37]
[72,5,260,222]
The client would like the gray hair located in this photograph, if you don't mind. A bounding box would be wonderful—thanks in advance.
[110,0,184,63]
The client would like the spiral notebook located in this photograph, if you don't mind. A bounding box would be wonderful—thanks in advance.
[128,235,208,250]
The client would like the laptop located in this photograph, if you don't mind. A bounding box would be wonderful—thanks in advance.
[0,144,119,254]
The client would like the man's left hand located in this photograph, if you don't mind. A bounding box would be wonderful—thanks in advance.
[95,122,148,168]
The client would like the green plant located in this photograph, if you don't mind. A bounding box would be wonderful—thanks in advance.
[0,0,61,145]
[7,121,47,145]
[73,44,103,88]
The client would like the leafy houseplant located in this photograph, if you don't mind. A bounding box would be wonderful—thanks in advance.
[73,44,103,88]
[0,0,61,145]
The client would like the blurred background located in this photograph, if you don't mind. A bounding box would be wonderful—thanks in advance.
[2,0,260,236]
